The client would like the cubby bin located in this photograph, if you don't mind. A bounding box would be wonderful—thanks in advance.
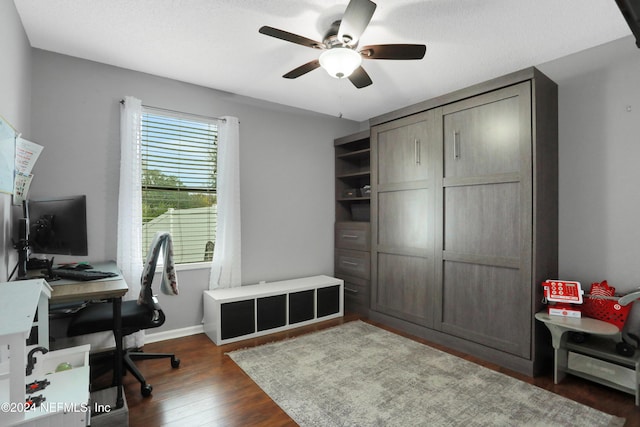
[220,300,255,340]
[257,295,287,332]
[289,290,315,324]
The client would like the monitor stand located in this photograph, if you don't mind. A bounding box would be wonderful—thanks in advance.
[25,257,55,280]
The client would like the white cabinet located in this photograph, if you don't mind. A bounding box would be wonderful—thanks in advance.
[204,275,343,345]
[0,280,90,427]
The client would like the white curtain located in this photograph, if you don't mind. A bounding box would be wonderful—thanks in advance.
[209,116,241,289]
[118,96,145,348]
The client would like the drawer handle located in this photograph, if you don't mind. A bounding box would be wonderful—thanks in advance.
[344,287,359,294]
[341,234,360,239]
[341,260,359,266]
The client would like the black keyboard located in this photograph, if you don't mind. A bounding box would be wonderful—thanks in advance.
[51,269,118,281]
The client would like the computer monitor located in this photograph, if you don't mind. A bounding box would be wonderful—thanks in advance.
[26,195,88,256]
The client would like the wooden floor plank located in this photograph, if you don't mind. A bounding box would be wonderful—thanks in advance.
[109,314,640,426]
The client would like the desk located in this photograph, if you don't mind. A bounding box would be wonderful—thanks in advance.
[50,277,128,304]
[26,262,127,303]
[45,262,128,410]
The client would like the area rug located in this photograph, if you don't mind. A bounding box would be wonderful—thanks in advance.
[227,321,624,427]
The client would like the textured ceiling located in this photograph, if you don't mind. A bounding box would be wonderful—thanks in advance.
[14,0,633,122]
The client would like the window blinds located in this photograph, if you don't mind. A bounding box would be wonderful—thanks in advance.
[141,111,218,264]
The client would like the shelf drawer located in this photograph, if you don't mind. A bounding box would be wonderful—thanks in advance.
[340,274,370,312]
[335,248,370,280]
[335,222,370,251]
[568,351,636,391]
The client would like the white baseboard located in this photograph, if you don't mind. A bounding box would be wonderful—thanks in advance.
[145,324,204,344]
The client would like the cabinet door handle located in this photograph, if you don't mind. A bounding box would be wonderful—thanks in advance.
[341,234,359,240]
[414,138,421,165]
[344,287,359,294]
[453,131,461,160]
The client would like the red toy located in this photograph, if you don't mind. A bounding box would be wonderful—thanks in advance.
[542,280,584,317]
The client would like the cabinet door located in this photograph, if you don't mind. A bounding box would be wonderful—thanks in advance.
[371,111,440,327]
[377,119,431,185]
[436,82,533,358]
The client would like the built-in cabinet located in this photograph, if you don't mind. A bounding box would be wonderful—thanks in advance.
[366,67,558,375]
[334,130,372,315]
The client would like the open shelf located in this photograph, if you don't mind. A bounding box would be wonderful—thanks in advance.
[334,130,371,316]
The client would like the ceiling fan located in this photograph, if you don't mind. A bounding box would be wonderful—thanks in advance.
[259,0,426,89]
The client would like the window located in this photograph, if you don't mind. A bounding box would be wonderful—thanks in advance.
[141,110,218,264]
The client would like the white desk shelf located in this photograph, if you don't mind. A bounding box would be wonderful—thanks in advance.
[0,279,52,421]
[0,280,91,426]
[204,275,344,345]
[566,336,640,405]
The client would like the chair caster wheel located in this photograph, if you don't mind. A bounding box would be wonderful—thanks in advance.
[171,358,180,368]
[141,384,153,397]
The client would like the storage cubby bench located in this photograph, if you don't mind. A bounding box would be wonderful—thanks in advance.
[203,275,344,345]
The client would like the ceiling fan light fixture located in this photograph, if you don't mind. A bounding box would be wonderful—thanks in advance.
[319,48,362,79]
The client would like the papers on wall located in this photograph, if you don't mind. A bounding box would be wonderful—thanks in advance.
[13,137,43,205]
[15,137,43,176]
[0,115,44,204]
[13,173,33,205]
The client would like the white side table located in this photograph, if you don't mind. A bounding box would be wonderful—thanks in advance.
[535,312,620,383]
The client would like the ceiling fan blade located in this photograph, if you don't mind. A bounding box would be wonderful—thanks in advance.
[348,66,373,88]
[283,60,321,79]
[338,0,377,45]
[259,26,324,49]
[360,44,427,60]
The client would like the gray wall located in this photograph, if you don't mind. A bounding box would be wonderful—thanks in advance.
[0,0,32,282]
[29,50,360,332]
[539,36,640,328]
[540,37,640,287]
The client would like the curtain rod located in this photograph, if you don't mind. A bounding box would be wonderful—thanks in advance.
[119,99,226,123]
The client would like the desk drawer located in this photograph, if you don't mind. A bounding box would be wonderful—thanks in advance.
[335,249,370,280]
[335,222,370,251]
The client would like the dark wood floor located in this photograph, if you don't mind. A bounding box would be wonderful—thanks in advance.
[109,314,640,426]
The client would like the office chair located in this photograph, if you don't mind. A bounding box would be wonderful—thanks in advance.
[67,232,180,397]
